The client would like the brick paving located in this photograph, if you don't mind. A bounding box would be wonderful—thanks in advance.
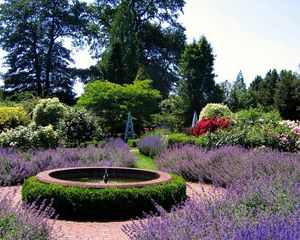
[0,183,224,240]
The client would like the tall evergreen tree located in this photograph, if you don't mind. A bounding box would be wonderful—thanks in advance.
[228,70,247,111]
[99,0,138,84]
[179,36,221,124]
[0,0,85,104]
[85,0,186,96]
[275,70,300,120]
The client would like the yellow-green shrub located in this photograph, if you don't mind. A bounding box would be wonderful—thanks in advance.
[200,103,232,119]
[0,106,30,131]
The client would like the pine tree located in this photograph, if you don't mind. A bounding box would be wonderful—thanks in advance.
[179,36,221,124]
[0,0,85,104]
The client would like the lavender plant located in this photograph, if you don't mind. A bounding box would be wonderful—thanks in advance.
[0,190,57,240]
[137,136,165,158]
[123,171,300,240]
[155,145,300,185]
[0,139,136,186]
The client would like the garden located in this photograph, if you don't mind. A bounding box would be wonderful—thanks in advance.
[0,0,299,239]
[0,98,299,240]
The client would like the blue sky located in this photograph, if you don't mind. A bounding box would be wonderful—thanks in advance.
[0,0,299,93]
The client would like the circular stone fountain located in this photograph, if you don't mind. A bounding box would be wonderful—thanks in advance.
[22,167,186,220]
[36,167,172,188]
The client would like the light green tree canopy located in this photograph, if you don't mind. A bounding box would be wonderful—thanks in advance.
[77,80,161,135]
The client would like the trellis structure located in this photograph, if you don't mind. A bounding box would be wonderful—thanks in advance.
[192,111,198,127]
[124,111,135,142]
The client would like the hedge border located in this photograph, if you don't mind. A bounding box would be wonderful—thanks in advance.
[22,174,186,220]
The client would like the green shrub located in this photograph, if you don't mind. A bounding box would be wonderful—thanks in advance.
[0,106,30,131]
[141,128,171,139]
[22,175,186,219]
[128,139,139,147]
[165,133,208,148]
[31,125,59,148]
[58,108,96,146]
[0,126,32,148]
[33,98,67,128]
[235,107,282,123]
[207,122,279,150]
[199,103,232,119]
[0,125,58,149]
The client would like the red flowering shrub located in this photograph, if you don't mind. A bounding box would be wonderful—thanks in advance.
[193,114,231,137]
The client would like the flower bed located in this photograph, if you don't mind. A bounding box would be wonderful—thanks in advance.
[155,145,300,185]
[0,190,57,239]
[124,147,300,239]
[0,139,136,186]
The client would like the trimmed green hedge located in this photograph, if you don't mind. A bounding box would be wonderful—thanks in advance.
[22,175,186,220]
[165,133,209,148]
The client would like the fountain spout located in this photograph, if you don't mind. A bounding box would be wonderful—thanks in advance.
[103,168,109,183]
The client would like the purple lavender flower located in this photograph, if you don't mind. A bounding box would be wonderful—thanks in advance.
[137,136,165,158]
[0,189,58,239]
[0,139,136,186]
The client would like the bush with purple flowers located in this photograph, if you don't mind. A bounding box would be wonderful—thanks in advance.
[155,145,300,185]
[0,139,136,186]
[123,145,300,239]
[0,190,57,239]
[137,136,165,158]
[123,171,300,239]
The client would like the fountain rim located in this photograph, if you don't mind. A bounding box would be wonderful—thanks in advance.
[36,167,173,189]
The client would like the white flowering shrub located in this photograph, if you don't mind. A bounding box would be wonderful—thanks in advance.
[58,108,97,146]
[33,98,67,128]
[200,103,232,119]
[0,125,58,149]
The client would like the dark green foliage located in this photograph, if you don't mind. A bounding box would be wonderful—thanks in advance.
[98,0,138,85]
[85,0,186,96]
[247,70,280,109]
[227,71,247,111]
[0,0,86,103]
[22,175,186,220]
[151,95,185,132]
[274,70,300,120]
[179,36,222,125]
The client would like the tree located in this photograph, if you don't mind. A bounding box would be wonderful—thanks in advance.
[275,70,300,120]
[219,80,232,106]
[179,36,222,124]
[151,95,185,131]
[0,0,86,104]
[84,0,186,96]
[77,79,161,135]
[249,69,280,108]
[98,0,139,85]
[228,71,247,111]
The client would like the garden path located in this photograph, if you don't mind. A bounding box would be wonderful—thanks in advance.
[0,183,224,240]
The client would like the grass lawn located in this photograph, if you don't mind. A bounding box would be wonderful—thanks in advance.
[132,150,158,170]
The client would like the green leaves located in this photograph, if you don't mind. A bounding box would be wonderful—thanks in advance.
[22,174,186,219]
[78,80,161,134]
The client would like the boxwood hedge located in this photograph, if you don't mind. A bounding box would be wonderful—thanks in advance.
[22,174,186,220]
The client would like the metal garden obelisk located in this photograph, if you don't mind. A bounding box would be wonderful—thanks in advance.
[192,111,198,127]
[124,111,135,142]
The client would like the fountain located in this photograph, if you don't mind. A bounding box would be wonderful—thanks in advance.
[22,167,186,219]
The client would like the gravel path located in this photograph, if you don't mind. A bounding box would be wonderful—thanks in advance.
[0,183,224,240]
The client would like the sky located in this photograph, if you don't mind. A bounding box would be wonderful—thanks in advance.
[0,0,299,94]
